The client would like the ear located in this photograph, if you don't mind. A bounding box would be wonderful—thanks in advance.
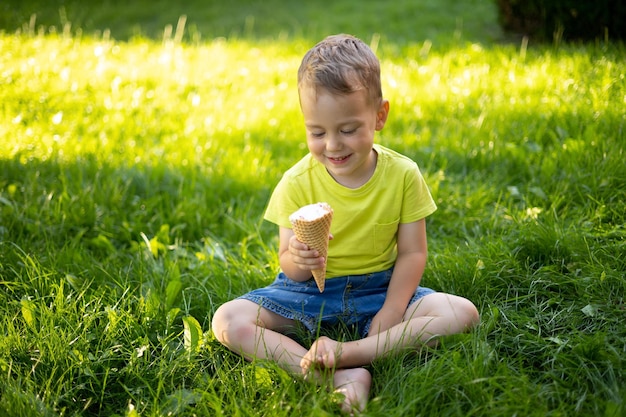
[375,99,390,131]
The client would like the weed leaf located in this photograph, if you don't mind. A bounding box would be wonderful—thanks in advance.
[165,279,182,310]
[20,297,36,329]
[182,315,203,355]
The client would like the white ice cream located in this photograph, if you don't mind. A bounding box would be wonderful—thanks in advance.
[289,202,331,222]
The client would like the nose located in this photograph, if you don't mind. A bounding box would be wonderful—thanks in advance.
[326,133,342,152]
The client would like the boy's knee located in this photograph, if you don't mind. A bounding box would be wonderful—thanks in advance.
[211,300,259,345]
[459,298,480,329]
[428,293,480,330]
[211,302,238,343]
[211,304,227,343]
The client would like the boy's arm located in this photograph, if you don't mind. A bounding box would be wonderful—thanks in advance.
[277,226,327,282]
[368,219,428,336]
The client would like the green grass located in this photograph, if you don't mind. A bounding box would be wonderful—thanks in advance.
[1,1,625,416]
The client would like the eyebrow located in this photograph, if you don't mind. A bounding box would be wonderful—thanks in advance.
[305,118,362,129]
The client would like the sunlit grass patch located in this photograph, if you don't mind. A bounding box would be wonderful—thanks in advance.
[1,34,303,169]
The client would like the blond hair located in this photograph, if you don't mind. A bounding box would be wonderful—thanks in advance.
[297,34,382,105]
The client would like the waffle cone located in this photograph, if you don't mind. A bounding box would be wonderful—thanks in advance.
[289,203,333,292]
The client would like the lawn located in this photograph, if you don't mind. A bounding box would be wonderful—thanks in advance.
[0,1,625,416]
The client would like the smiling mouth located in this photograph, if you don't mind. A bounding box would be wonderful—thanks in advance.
[328,155,350,162]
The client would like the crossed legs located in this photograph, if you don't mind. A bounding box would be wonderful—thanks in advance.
[212,293,479,413]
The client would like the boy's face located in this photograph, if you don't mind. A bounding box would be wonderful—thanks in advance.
[300,86,389,188]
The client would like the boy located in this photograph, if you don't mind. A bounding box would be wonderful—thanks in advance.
[212,34,479,413]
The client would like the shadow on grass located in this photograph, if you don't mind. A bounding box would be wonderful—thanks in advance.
[0,154,272,247]
[1,0,503,46]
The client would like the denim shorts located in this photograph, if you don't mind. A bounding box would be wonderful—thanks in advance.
[238,268,435,338]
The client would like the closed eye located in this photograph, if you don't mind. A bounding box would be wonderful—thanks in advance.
[341,128,356,135]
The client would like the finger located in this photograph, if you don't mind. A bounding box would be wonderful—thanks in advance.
[290,239,309,251]
[290,246,320,261]
[322,351,335,368]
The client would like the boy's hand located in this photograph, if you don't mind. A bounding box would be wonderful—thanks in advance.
[300,336,342,373]
[277,226,332,282]
[288,234,328,272]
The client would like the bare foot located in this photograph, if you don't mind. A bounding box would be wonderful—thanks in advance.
[300,336,342,373]
[334,368,371,414]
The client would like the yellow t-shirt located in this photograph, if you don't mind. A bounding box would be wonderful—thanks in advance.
[264,144,437,277]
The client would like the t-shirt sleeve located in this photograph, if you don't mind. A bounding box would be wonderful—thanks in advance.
[263,173,302,228]
[400,163,437,223]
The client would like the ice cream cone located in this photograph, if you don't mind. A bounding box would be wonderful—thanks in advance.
[289,202,333,292]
